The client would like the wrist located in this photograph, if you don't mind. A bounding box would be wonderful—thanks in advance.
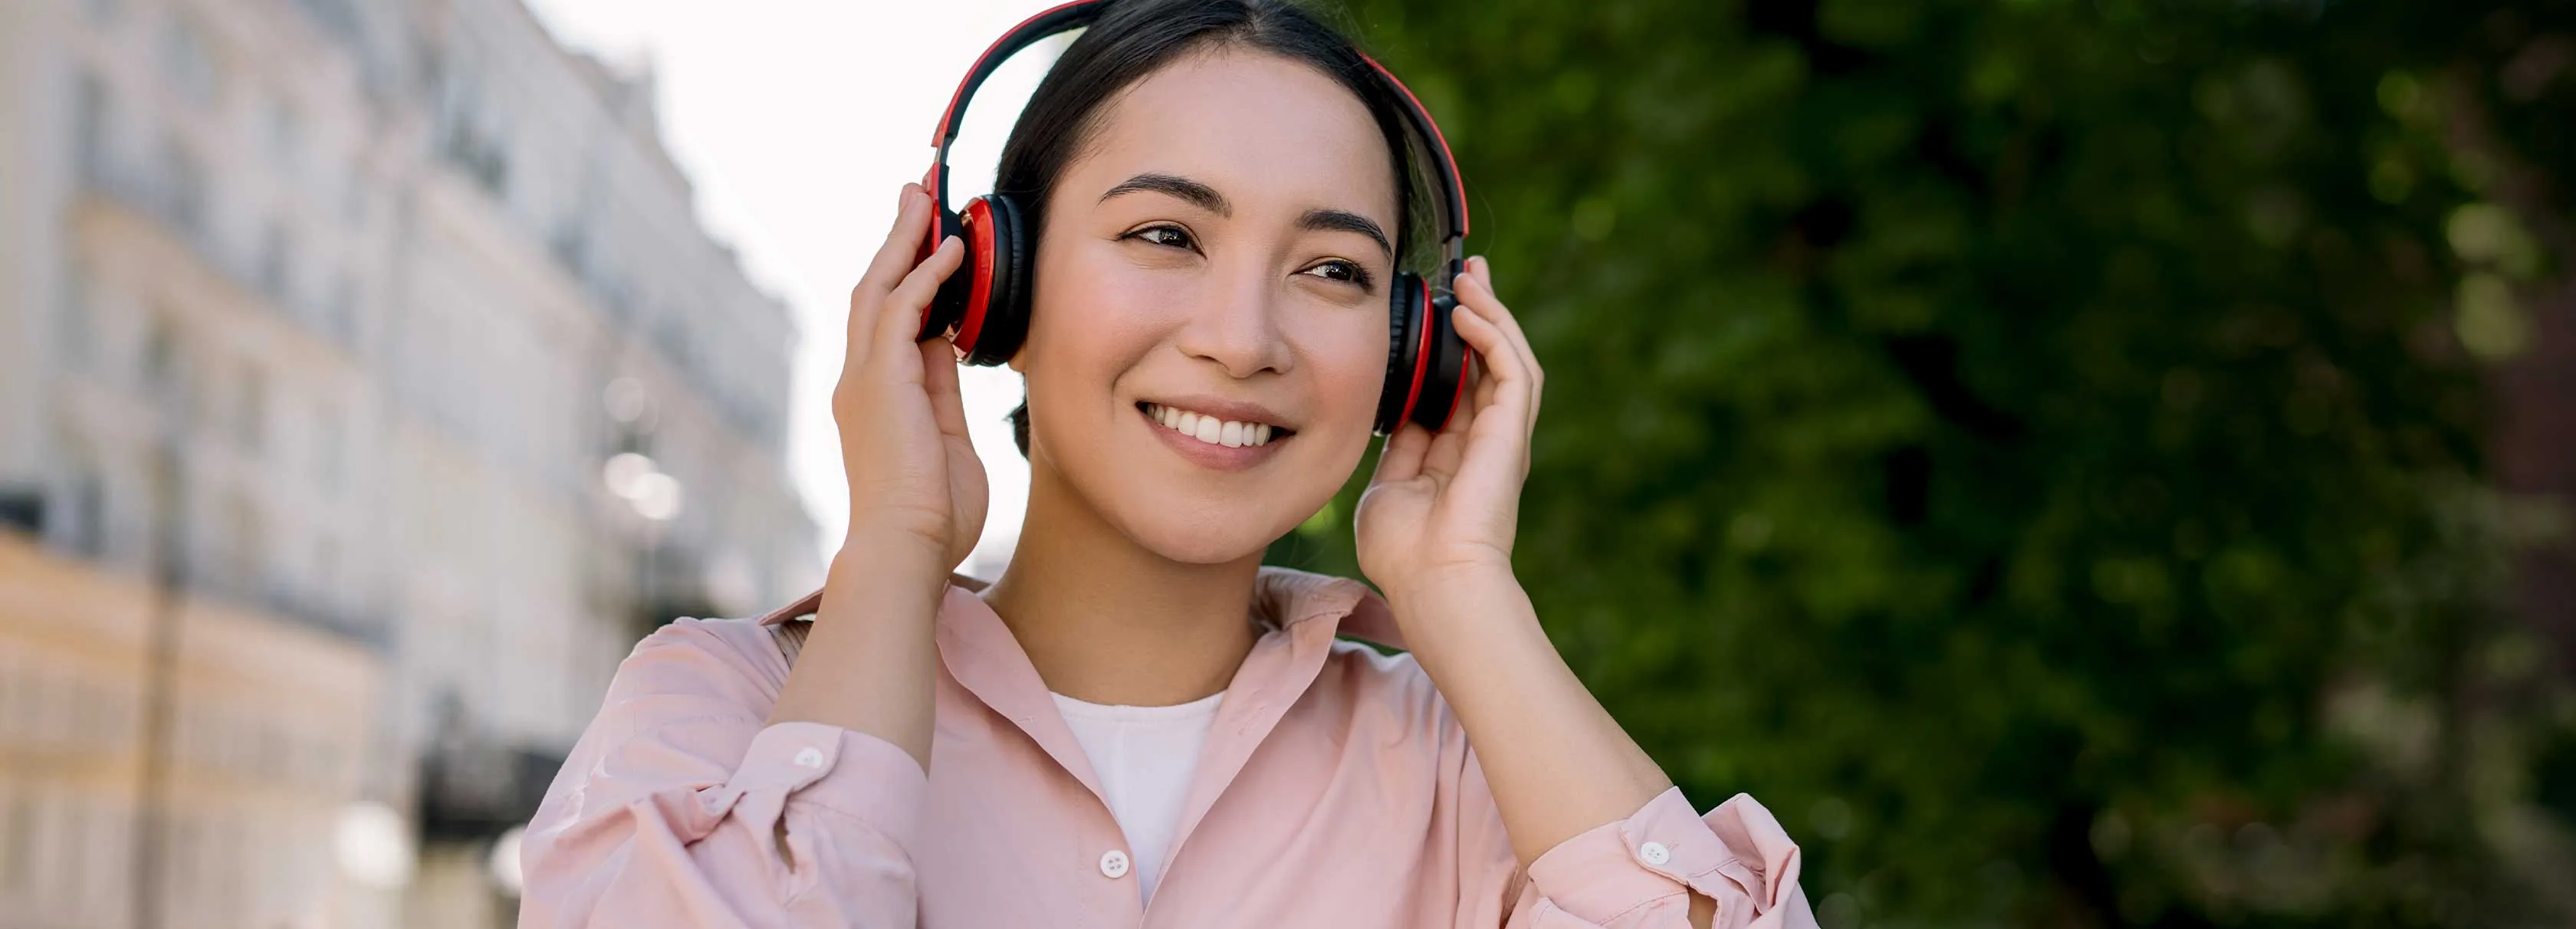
[1381,560,1515,606]
[833,527,954,592]
[1382,563,1523,629]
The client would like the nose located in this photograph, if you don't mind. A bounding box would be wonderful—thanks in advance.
[1174,256,1293,379]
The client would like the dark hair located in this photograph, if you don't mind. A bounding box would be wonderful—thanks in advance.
[991,0,1419,458]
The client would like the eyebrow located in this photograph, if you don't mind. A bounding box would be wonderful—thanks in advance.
[1100,172,1393,260]
[1298,208,1393,260]
[1099,172,1230,215]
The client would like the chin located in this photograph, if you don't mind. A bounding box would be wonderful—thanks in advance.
[1118,507,1301,566]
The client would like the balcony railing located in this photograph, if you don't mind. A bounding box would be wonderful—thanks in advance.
[80,156,363,354]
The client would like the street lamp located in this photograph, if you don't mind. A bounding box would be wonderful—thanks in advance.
[485,824,526,898]
[334,800,416,890]
[600,451,682,522]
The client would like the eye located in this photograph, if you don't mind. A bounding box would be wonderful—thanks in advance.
[1297,258,1375,291]
[1121,223,1198,251]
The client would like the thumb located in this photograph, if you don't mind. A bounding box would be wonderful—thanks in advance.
[1372,422,1431,484]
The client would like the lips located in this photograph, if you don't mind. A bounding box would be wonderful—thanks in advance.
[1134,400,1296,471]
[1140,402,1287,448]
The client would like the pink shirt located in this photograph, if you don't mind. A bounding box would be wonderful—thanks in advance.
[518,566,1817,928]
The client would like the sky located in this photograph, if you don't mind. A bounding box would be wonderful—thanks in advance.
[518,0,1071,573]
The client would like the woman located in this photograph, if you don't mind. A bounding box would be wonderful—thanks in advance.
[518,2,1814,926]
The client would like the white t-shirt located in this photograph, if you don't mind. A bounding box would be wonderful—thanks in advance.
[1048,688,1225,904]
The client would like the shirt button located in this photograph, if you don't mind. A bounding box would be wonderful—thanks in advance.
[793,747,825,770]
[1638,841,1671,866]
[1098,849,1131,879]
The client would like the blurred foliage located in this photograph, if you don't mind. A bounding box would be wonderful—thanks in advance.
[1265,0,2576,924]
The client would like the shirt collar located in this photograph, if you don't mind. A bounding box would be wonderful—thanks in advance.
[754,565,1405,652]
[753,565,1404,846]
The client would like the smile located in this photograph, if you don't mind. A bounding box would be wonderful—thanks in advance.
[1135,400,1297,473]
[1140,402,1292,448]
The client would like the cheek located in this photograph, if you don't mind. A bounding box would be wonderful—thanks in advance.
[1312,306,1392,428]
[1023,242,1170,395]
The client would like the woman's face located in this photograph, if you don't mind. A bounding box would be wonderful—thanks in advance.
[1013,47,1400,564]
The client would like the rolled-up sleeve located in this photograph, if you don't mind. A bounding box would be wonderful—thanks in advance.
[516,621,927,928]
[1463,775,1812,929]
[1509,786,1816,928]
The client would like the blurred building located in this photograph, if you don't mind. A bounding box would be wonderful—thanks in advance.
[0,0,822,925]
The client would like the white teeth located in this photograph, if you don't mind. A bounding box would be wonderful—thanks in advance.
[1144,403,1280,448]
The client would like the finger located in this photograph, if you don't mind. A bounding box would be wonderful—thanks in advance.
[873,235,966,378]
[1454,271,1543,430]
[1373,420,1431,484]
[921,336,976,446]
[1472,343,1501,410]
[1444,318,1541,495]
[845,186,935,369]
[1450,303,1529,399]
[1419,363,1478,478]
[1469,254,1494,292]
[1452,303,1538,447]
[1456,265,1539,389]
[859,184,938,300]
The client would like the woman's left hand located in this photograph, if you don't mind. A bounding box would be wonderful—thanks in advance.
[1355,255,1543,605]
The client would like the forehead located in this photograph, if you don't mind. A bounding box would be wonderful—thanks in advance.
[1068,47,1399,223]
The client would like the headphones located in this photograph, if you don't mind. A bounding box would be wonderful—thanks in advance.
[910,0,1474,436]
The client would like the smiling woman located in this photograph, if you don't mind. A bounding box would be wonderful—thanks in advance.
[516,2,1817,927]
[1004,42,1405,564]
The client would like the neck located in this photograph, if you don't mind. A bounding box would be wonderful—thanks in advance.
[981,460,1263,707]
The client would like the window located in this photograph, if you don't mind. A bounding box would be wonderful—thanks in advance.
[167,816,196,915]
[264,97,299,172]
[0,654,18,743]
[327,276,359,346]
[220,492,263,596]
[58,442,105,560]
[58,258,92,366]
[0,786,23,898]
[72,74,109,182]
[313,403,343,490]
[256,224,289,300]
[28,669,60,748]
[157,141,205,235]
[341,159,367,226]
[235,363,266,451]
[58,802,87,921]
[311,535,338,602]
[85,803,126,921]
[160,15,219,106]
[141,310,178,392]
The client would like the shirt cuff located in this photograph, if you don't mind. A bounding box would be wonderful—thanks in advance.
[1525,786,1770,925]
[728,721,928,842]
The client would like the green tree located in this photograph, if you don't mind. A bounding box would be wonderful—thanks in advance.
[1270,1,2576,924]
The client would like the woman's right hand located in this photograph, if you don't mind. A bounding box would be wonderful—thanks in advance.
[835,183,987,573]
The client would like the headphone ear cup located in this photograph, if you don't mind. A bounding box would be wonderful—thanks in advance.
[963,193,1032,367]
[1374,273,1426,435]
[1408,290,1470,433]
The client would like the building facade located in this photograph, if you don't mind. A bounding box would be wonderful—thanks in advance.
[0,0,821,925]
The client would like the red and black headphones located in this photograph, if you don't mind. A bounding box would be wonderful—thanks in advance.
[910,0,1474,436]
